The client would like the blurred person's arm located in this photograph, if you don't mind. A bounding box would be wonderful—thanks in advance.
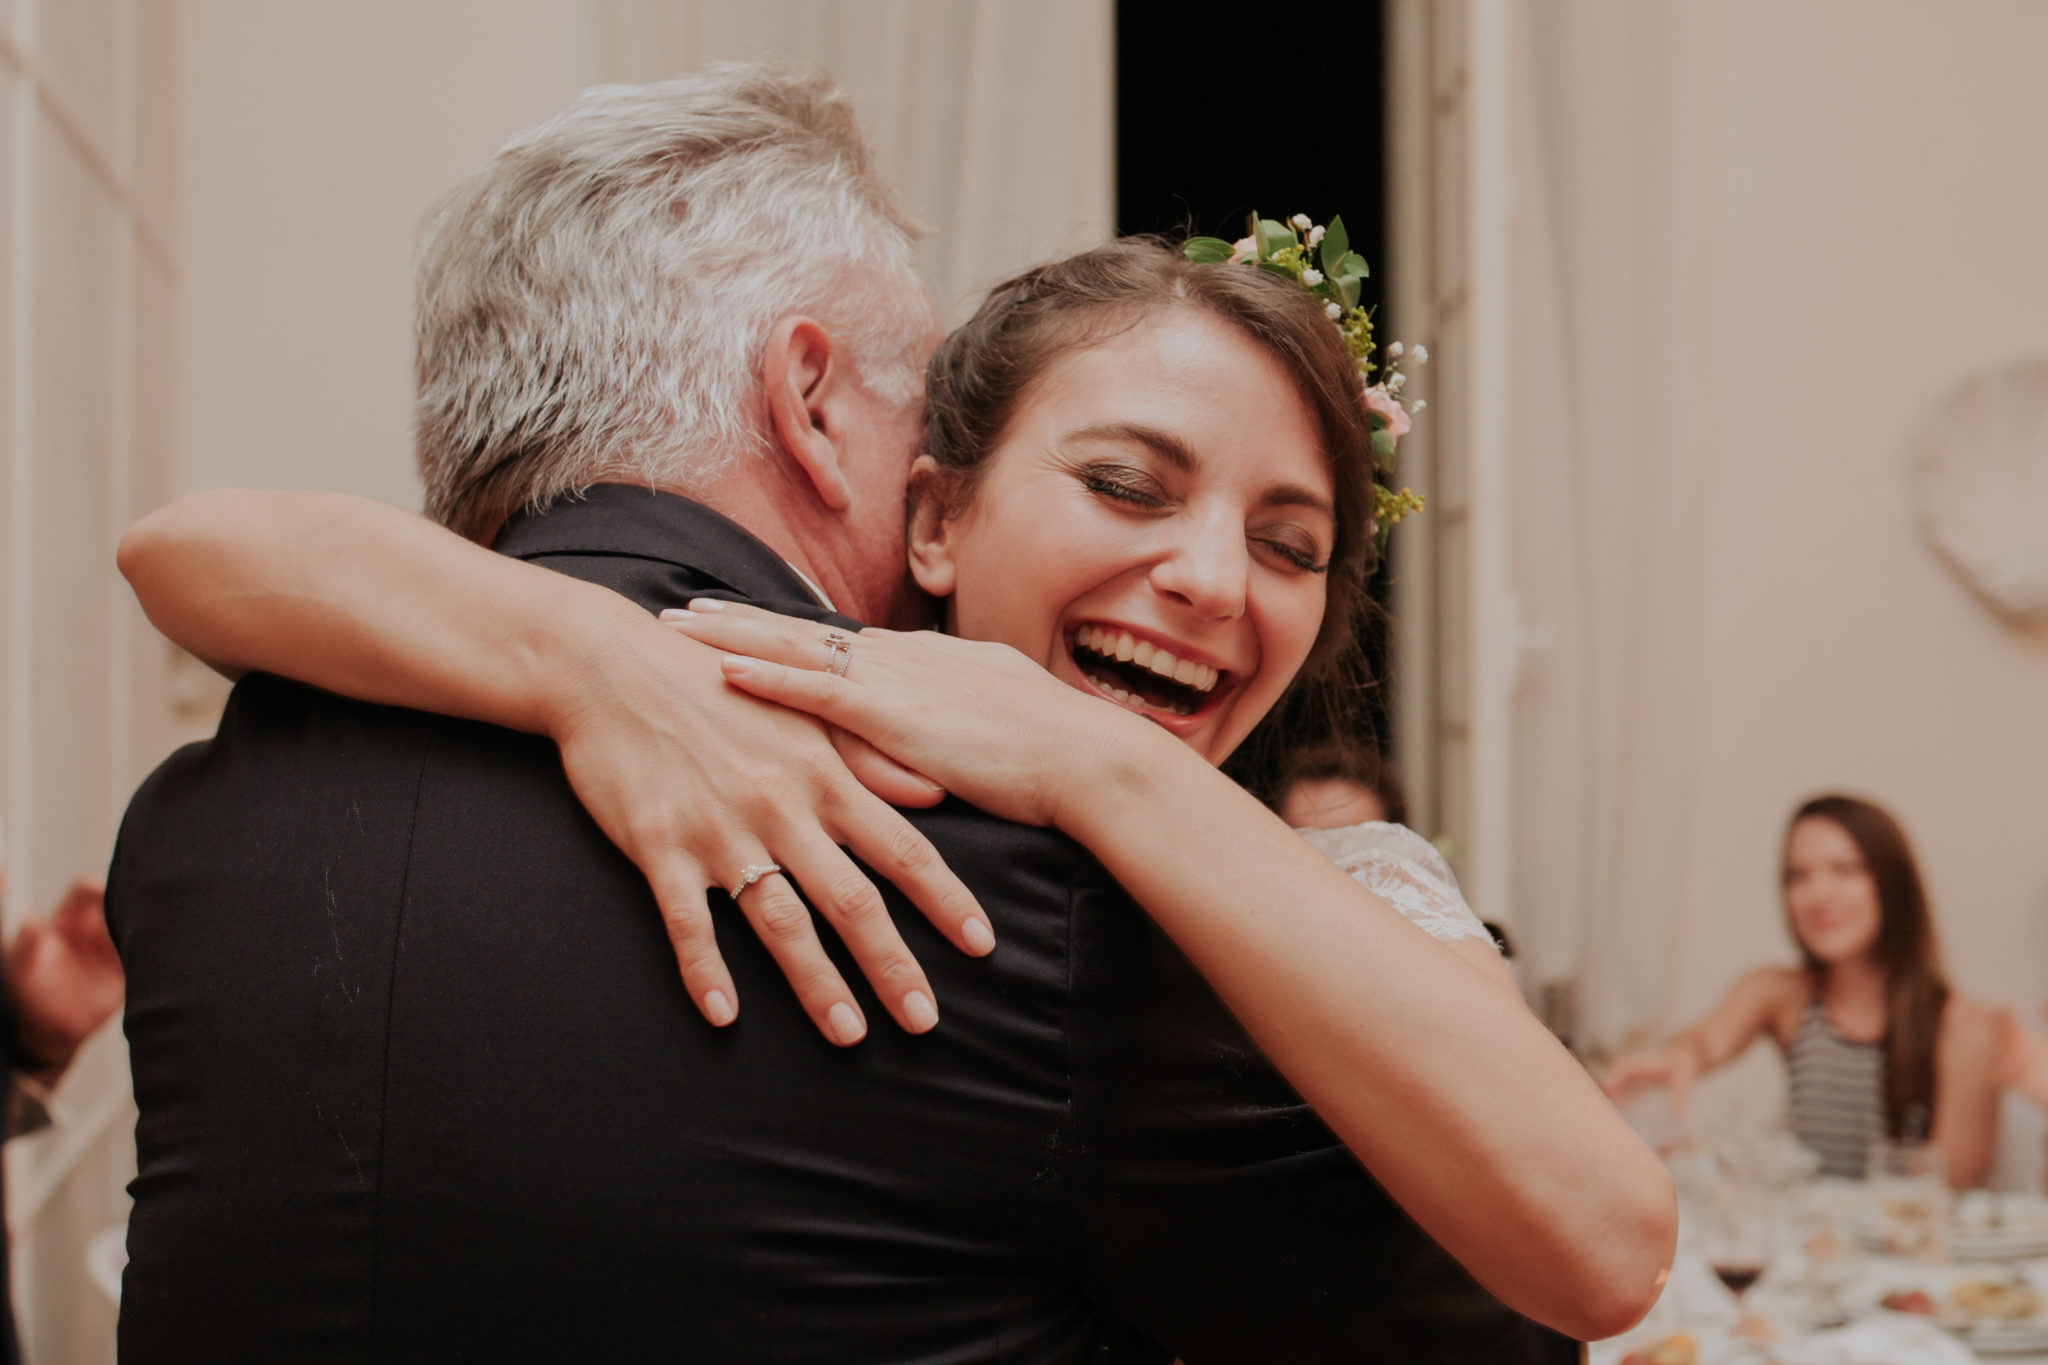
[1933,992,2001,1189]
[1,876,123,1135]
[1600,967,1804,1114]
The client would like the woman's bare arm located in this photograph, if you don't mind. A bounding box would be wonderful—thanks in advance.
[1932,992,2001,1188]
[118,490,994,1044]
[1600,968,1803,1113]
[671,604,1678,1343]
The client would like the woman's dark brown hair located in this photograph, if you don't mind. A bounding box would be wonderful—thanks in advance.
[918,237,1383,767]
[1783,794,1949,1139]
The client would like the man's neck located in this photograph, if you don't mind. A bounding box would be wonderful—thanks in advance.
[682,479,883,623]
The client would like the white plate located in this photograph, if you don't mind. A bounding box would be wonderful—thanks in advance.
[1774,1313,1976,1363]
[1850,1190,2048,1261]
[1591,1315,1976,1365]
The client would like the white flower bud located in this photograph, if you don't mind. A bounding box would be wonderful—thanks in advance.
[1290,213,1313,231]
[1307,224,1326,247]
[1325,301,1342,319]
[1388,341,1404,359]
[1410,344,1429,364]
[1228,236,1257,263]
[1301,268,1324,286]
[1408,399,1426,413]
[1387,371,1406,393]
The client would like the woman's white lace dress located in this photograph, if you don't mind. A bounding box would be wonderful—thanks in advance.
[1293,821,1495,948]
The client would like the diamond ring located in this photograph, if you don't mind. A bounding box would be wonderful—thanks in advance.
[728,863,783,900]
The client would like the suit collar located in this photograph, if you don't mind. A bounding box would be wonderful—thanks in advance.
[492,484,826,608]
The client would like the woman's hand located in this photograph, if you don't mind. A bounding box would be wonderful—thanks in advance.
[1600,1038,1702,1114]
[659,599,1141,830]
[543,613,997,1045]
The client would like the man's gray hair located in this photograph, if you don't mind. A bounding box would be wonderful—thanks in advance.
[414,62,931,539]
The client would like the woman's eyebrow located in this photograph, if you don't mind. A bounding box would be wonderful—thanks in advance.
[1065,422,1197,471]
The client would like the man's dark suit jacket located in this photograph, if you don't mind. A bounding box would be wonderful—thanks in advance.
[106,486,1576,1364]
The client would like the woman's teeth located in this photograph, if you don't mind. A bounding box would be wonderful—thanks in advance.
[1072,625,1220,693]
[1071,624,1221,717]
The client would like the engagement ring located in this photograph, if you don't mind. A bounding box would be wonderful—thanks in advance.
[728,863,783,900]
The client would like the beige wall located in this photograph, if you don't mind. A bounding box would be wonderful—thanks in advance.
[1,0,181,1358]
[177,0,603,508]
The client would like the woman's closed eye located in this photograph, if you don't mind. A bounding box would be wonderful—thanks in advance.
[1253,525,1330,575]
[1077,464,1169,508]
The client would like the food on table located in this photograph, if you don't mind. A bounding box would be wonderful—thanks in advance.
[1879,1287,1937,1315]
[1617,1331,1696,1365]
[1951,1277,2046,1321]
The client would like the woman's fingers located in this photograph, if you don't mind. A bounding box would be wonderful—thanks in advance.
[832,729,946,808]
[716,655,857,725]
[661,601,850,671]
[641,853,741,1027]
[830,792,995,959]
[728,868,868,1047]
[774,827,946,1035]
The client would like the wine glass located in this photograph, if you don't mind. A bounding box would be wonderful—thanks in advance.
[1702,1189,1774,1308]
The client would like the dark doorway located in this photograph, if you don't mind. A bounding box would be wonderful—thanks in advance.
[1114,0,1397,780]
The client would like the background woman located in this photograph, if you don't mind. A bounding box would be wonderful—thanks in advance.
[1602,793,1999,1186]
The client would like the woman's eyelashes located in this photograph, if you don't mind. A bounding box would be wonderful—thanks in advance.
[1073,462,1329,574]
[1258,535,1329,574]
[1075,463,1165,508]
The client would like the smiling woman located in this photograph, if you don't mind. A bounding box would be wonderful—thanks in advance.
[909,238,1376,765]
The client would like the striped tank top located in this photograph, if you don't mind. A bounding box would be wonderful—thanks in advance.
[1786,1000,1887,1180]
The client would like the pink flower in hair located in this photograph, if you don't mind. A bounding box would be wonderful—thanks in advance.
[1362,384,1411,441]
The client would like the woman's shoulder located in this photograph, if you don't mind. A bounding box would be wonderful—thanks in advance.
[1939,990,1998,1047]
[1734,964,1811,1003]
[1731,966,1813,1039]
[1293,820,1454,882]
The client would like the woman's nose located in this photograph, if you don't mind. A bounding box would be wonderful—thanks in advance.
[1150,519,1248,620]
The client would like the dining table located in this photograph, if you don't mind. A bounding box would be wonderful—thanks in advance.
[1590,1180,2048,1365]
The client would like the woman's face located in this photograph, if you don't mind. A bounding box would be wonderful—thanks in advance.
[1783,817,1884,965]
[910,308,1336,765]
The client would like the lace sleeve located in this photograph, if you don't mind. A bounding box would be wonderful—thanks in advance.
[1293,821,1497,949]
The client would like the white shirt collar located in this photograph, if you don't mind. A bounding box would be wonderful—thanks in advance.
[782,561,837,613]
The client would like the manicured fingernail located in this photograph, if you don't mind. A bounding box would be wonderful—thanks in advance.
[687,597,726,612]
[919,776,946,795]
[828,1001,865,1045]
[903,991,938,1033]
[962,917,996,956]
[721,655,754,675]
[659,607,695,621]
[703,989,736,1026]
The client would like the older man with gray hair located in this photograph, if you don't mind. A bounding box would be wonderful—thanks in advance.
[108,62,1584,1364]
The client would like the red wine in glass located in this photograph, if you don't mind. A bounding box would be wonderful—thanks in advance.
[1712,1263,1764,1298]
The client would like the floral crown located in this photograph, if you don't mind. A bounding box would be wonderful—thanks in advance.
[1183,213,1425,543]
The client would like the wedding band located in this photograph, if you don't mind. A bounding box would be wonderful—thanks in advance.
[821,631,853,678]
[728,863,783,900]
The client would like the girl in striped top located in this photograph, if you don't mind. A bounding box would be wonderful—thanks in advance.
[1601,795,2000,1187]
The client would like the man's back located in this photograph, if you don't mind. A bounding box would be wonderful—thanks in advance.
[108,490,1573,1363]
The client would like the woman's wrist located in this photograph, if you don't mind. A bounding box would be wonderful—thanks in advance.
[530,587,669,742]
[1052,710,1202,842]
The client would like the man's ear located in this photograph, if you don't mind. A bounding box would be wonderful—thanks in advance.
[905,455,959,599]
[760,314,854,512]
